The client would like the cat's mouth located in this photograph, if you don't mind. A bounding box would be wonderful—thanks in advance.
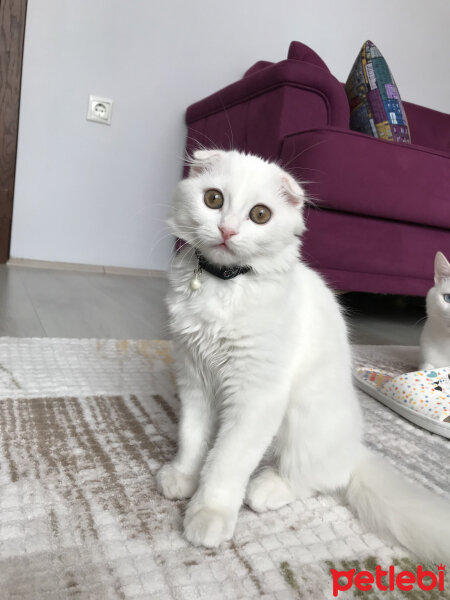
[205,240,241,265]
[215,242,232,251]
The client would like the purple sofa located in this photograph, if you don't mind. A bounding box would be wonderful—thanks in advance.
[184,41,450,295]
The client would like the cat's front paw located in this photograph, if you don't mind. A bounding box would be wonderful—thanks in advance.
[183,504,237,547]
[245,467,295,512]
[156,463,198,500]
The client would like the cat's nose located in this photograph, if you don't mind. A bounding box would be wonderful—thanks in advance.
[218,226,238,241]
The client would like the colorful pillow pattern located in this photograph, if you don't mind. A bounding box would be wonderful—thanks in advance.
[345,40,410,143]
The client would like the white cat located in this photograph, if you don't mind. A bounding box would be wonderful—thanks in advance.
[157,149,449,562]
[420,251,450,369]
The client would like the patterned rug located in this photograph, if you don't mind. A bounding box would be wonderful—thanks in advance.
[0,338,448,600]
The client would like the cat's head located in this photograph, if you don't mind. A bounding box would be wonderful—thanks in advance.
[426,251,450,325]
[169,150,306,272]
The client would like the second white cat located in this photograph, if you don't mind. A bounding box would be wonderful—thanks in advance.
[420,251,450,369]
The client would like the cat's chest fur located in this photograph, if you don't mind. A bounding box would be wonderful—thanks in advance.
[421,317,450,363]
[167,257,299,370]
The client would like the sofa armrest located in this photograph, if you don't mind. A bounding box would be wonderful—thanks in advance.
[185,60,350,160]
[187,60,349,128]
[243,60,274,78]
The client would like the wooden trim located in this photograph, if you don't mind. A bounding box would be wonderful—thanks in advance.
[0,0,28,263]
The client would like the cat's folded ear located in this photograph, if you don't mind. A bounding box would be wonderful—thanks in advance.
[434,251,450,283]
[280,173,305,207]
[188,149,225,176]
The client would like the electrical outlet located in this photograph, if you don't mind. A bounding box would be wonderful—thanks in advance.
[87,95,113,125]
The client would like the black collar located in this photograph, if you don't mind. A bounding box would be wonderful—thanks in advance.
[195,249,252,280]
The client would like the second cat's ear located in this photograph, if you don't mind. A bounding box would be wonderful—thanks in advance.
[189,150,225,176]
[434,251,450,283]
[280,174,305,207]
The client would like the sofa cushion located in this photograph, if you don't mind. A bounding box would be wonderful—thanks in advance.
[280,127,449,229]
[345,40,410,143]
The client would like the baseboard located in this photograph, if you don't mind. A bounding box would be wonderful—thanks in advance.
[7,257,167,278]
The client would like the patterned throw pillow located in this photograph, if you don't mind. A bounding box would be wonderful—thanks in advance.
[345,40,410,143]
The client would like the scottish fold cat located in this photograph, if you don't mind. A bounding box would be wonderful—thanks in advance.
[157,149,449,561]
[420,251,450,369]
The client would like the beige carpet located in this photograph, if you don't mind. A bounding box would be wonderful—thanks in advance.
[0,338,448,599]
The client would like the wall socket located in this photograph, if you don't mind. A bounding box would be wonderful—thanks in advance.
[87,95,113,125]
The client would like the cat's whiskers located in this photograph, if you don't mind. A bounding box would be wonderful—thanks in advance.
[146,233,175,263]
[280,139,329,171]
[186,104,236,156]
[168,236,206,274]
[174,243,197,273]
[414,316,427,326]
[184,136,222,156]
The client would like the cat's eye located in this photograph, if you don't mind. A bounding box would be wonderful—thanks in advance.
[443,294,450,303]
[204,189,224,209]
[249,204,271,224]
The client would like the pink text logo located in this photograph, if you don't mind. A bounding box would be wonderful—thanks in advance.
[330,564,445,596]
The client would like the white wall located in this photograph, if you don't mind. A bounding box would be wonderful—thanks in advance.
[11,0,450,270]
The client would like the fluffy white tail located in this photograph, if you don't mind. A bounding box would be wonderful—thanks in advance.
[346,453,450,563]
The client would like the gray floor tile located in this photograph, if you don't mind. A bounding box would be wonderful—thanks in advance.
[15,267,169,339]
[0,267,46,336]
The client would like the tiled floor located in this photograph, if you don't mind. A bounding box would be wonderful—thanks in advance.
[0,265,169,339]
[0,264,426,344]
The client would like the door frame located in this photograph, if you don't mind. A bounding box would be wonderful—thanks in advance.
[0,0,28,263]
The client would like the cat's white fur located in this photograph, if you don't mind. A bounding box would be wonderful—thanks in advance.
[157,150,450,561]
[420,251,450,369]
